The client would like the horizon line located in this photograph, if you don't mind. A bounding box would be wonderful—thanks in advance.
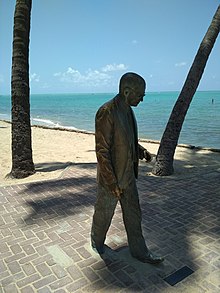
[1,89,220,96]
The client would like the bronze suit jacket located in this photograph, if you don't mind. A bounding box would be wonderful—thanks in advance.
[95,94,141,190]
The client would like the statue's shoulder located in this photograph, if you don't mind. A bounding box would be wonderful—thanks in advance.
[97,96,117,117]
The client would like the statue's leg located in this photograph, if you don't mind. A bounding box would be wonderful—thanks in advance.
[91,184,118,252]
[120,181,149,258]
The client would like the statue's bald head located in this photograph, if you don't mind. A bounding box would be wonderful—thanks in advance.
[119,72,146,95]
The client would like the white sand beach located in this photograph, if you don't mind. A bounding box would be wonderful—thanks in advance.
[0,120,219,186]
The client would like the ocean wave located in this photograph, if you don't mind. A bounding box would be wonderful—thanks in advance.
[54,124,79,131]
[31,117,79,131]
[31,117,59,126]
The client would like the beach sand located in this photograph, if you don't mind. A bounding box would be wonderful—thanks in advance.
[0,120,219,186]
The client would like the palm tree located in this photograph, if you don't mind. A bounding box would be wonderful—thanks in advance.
[152,5,220,176]
[9,0,35,178]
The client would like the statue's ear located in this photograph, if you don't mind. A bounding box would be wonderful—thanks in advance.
[123,87,130,98]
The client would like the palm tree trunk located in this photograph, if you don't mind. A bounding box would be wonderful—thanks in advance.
[152,5,220,176]
[10,0,35,178]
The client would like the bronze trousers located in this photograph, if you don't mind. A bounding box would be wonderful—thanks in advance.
[91,179,149,258]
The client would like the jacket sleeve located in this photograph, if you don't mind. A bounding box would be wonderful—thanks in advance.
[95,106,118,186]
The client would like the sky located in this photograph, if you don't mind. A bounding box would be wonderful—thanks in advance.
[0,0,220,94]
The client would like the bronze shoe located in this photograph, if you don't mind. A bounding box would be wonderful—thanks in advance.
[135,252,164,264]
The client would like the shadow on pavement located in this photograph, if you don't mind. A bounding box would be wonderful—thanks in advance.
[35,161,71,172]
[17,160,220,291]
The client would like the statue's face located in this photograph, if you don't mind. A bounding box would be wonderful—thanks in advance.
[125,85,145,107]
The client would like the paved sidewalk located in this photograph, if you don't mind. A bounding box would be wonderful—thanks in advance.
[0,161,220,292]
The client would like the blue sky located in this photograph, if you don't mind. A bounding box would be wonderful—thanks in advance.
[0,0,220,94]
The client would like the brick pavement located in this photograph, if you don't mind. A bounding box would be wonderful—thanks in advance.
[0,161,220,292]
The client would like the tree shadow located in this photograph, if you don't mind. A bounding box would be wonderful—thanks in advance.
[35,161,71,172]
[72,162,97,169]
[23,187,96,225]
[26,175,95,191]
[21,162,97,224]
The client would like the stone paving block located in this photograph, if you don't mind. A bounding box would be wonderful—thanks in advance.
[53,289,66,293]
[33,275,57,289]
[71,232,86,242]
[16,273,41,288]
[7,261,22,275]
[66,264,83,281]
[2,272,25,288]
[22,244,36,255]
[0,271,10,283]
[108,260,128,273]
[77,256,99,269]
[35,245,48,256]
[0,243,9,254]
[36,263,52,277]
[96,267,118,285]
[114,270,135,287]
[12,228,29,240]
[32,254,53,266]
[82,266,100,283]
[37,286,52,293]
[62,248,82,263]
[83,279,108,292]
[21,263,36,276]
[20,285,36,293]
[49,276,72,290]
[9,244,22,255]
[19,253,39,265]
[65,277,89,292]
[6,236,27,247]
[4,253,26,264]
[58,238,77,249]
[51,264,67,279]
[2,283,18,293]
[76,246,92,260]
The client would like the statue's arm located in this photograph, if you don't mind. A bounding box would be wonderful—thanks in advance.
[95,107,118,187]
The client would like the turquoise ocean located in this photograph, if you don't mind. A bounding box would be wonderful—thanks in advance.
[0,91,219,149]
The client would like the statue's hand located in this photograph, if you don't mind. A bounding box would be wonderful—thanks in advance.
[139,146,153,162]
[139,147,145,160]
[109,183,123,199]
[144,150,153,162]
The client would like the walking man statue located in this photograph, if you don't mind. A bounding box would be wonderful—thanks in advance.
[91,72,164,264]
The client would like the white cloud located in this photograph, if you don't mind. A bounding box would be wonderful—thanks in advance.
[30,73,40,82]
[175,62,187,67]
[54,67,112,87]
[101,63,128,72]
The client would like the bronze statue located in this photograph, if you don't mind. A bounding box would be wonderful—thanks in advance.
[91,72,164,264]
